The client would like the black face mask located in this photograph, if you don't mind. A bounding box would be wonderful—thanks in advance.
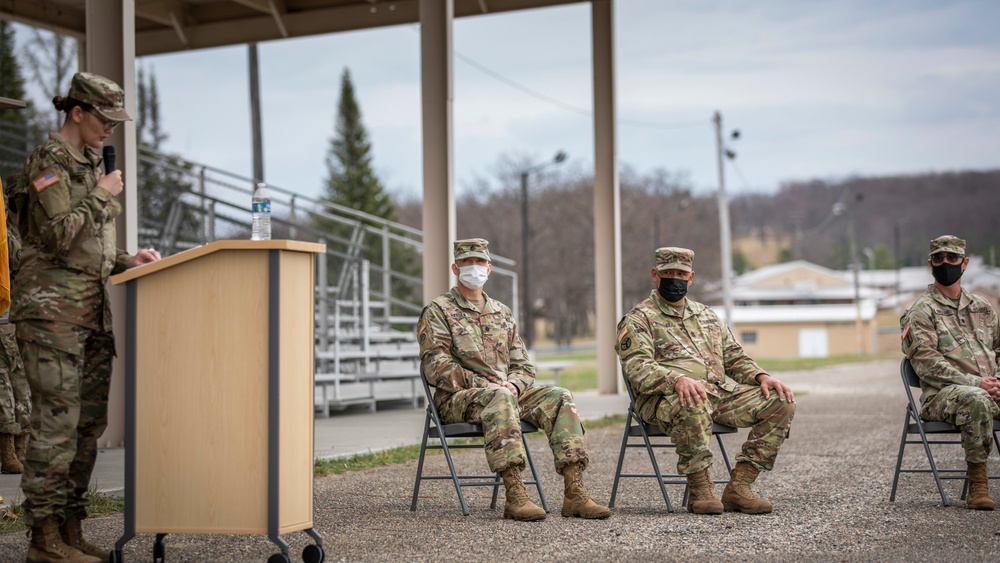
[932,263,964,287]
[658,277,689,303]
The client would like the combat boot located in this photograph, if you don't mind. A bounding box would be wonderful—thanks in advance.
[27,517,102,563]
[14,432,26,463]
[61,511,111,560]
[500,466,546,521]
[721,462,773,514]
[685,468,723,514]
[561,463,611,519]
[966,462,995,511]
[0,433,21,474]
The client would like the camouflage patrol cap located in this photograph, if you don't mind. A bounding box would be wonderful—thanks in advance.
[454,238,490,262]
[67,72,131,122]
[655,247,695,272]
[928,235,966,257]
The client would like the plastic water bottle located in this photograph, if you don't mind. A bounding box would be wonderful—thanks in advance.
[251,182,271,241]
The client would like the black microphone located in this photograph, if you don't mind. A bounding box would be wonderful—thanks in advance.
[103,146,115,175]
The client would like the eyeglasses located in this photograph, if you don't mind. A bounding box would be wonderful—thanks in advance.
[87,110,119,132]
[929,253,964,266]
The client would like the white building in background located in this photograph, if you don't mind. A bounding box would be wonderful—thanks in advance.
[708,258,1000,359]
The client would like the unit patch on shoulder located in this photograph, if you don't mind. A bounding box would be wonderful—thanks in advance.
[33,168,60,192]
[617,325,629,344]
[417,318,428,344]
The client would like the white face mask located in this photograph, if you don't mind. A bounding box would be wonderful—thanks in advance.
[458,264,489,290]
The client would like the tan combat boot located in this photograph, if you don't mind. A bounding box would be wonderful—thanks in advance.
[0,433,22,474]
[966,462,995,511]
[686,468,723,514]
[721,462,773,514]
[561,463,611,519]
[15,432,27,463]
[27,517,102,563]
[500,466,546,521]
[61,511,111,560]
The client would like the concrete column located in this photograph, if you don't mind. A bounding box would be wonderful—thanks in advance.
[592,0,621,394]
[85,0,137,447]
[420,0,456,303]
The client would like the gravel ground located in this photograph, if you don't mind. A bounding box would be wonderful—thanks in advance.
[3,359,1000,562]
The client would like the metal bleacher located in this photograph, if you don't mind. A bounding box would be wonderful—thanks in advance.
[0,125,520,415]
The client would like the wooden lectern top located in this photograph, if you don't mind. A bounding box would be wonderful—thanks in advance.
[110,239,326,285]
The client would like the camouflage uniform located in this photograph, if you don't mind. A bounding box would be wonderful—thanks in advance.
[418,241,589,475]
[616,247,795,475]
[0,202,28,437]
[11,73,133,526]
[901,236,1000,464]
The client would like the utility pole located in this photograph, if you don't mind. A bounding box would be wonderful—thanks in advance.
[714,111,734,331]
[248,43,264,183]
[520,169,532,350]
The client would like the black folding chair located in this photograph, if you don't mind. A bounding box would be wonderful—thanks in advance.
[890,357,1000,506]
[609,372,737,512]
[410,367,549,516]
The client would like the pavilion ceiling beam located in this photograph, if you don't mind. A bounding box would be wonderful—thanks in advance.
[477,0,489,13]
[135,0,187,27]
[230,0,288,38]
[136,0,191,47]
[0,0,86,39]
[136,0,583,56]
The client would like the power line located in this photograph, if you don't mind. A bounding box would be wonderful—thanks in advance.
[450,53,706,130]
[407,24,708,131]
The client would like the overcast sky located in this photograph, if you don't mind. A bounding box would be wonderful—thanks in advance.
[16,0,1000,202]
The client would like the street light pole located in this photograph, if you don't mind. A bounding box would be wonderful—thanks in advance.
[519,151,566,351]
[520,169,532,350]
[714,111,735,331]
[835,196,864,356]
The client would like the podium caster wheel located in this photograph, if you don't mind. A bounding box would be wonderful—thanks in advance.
[267,553,291,563]
[109,549,125,563]
[153,541,165,562]
[303,544,325,563]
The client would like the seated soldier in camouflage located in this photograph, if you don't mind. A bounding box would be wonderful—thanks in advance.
[616,247,796,515]
[901,235,1000,510]
[417,238,610,521]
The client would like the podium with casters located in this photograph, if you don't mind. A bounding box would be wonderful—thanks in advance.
[109,240,326,563]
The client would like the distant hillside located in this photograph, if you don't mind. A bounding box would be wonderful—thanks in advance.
[395,167,1000,343]
[730,169,1000,269]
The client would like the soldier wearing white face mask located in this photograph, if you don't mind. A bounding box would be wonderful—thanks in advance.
[417,238,610,521]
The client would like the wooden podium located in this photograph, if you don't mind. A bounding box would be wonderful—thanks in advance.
[109,240,326,563]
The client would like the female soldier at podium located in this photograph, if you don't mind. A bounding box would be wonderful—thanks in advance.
[10,72,159,563]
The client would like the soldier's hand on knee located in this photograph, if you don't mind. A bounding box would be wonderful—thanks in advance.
[674,376,708,408]
[758,374,795,403]
[980,377,1000,401]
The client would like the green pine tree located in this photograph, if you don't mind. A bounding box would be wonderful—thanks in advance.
[135,64,198,254]
[322,68,395,221]
[318,68,420,315]
[0,21,33,181]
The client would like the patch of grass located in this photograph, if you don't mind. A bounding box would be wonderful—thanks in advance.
[550,367,597,392]
[582,414,628,430]
[535,350,598,363]
[0,489,124,535]
[757,353,897,373]
[313,415,629,478]
[315,444,428,477]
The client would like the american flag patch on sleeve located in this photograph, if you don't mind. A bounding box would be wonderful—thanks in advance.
[33,170,60,192]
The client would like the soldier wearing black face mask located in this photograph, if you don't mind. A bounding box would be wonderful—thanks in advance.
[901,235,1000,510]
[615,247,796,515]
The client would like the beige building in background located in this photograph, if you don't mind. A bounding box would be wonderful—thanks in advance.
[711,261,880,359]
[712,258,1000,359]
